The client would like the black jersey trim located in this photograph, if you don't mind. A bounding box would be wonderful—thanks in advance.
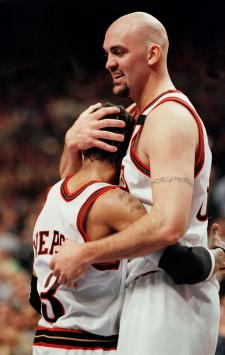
[33,327,118,350]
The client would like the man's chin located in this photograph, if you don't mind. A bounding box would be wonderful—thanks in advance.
[113,85,129,98]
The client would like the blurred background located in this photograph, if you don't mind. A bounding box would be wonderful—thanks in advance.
[0,0,224,354]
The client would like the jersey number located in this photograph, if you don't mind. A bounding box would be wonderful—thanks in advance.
[40,273,65,323]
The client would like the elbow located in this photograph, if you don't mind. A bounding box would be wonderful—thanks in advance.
[159,220,188,246]
[158,206,190,246]
[162,229,183,246]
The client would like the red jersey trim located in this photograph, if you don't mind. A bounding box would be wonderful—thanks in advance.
[127,90,181,120]
[77,185,120,270]
[152,97,205,177]
[130,126,150,177]
[60,177,101,201]
[140,89,181,115]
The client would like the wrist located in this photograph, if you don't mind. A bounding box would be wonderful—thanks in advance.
[81,242,98,266]
[65,131,79,152]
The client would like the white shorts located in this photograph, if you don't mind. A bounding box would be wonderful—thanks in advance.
[117,271,220,355]
[33,327,117,355]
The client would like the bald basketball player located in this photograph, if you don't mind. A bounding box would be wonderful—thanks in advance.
[50,13,221,355]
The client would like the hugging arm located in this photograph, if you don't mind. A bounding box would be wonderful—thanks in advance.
[49,187,223,286]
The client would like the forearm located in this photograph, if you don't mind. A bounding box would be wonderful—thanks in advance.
[84,232,217,285]
[59,142,82,179]
[83,210,178,264]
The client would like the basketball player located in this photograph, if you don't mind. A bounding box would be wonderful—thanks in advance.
[50,12,221,354]
[32,105,134,354]
[32,103,224,354]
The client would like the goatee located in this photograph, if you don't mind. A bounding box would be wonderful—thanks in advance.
[113,85,129,98]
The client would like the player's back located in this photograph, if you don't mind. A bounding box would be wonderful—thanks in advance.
[33,177,126,336]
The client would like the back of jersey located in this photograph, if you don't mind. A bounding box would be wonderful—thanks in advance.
[33,177,126,336]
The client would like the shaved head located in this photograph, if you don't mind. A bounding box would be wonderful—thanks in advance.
[107,12,169,53]
[103,12,172,104]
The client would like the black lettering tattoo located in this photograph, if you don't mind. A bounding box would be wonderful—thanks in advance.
[151,176,193,187]
[117,190,144,213]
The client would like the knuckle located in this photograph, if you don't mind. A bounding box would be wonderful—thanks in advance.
[86,137,93,145]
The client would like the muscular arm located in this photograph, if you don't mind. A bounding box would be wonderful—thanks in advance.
[80,102,198,259]
[51,103,221,283]
[89,189,218,284]
[50,187,221,285]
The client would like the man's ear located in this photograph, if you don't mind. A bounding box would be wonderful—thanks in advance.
[147,44,161,65]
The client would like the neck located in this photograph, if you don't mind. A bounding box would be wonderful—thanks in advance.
[133,69,175,114]
[69,160,118,187]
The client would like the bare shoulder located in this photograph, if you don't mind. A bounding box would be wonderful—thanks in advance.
[141,101,199,151]
[147,101,198,134]
[89,187,147,231]
[94,187,146,216]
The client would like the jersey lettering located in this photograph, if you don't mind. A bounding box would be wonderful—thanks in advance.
[38,231,49,255]
[34,230,67,255]
[49,231,66,255]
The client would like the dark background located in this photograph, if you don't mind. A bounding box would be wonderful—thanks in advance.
[0,0,224,69]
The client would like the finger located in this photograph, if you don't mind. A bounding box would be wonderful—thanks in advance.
[95,130,124,142]
[91,106,121,121]
[80,103,102,117]
[97,118,126,129]
[58,275,67,285]
[91,140,118,152]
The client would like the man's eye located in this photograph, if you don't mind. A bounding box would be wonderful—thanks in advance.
[114,50,124,56]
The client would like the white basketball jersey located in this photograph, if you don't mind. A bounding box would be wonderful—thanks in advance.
[121,90,212,282]
[33,178,126,336]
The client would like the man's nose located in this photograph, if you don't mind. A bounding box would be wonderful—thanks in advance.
[105,55,117,71]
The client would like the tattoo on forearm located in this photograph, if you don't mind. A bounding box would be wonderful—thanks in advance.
[151,176,193,187]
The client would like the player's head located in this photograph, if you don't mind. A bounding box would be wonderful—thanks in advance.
[82,103,134,166]
[103,12,169,98]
